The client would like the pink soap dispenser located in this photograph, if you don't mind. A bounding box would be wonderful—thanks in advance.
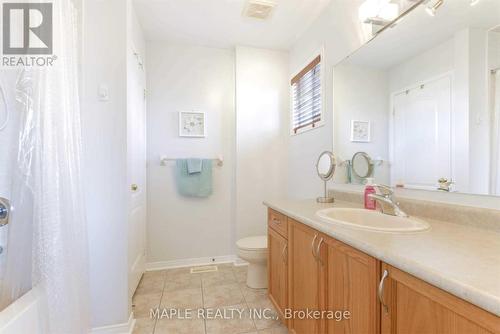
[364,178,376,210]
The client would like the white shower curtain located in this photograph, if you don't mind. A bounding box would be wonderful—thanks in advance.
[492,71,500,195]
[0,0,89,333]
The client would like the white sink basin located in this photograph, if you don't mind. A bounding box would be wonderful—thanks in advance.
[316,208,430,233]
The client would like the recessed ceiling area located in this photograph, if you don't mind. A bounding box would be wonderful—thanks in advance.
[133,0,332,50]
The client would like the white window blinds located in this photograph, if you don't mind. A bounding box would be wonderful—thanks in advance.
[291,55,322,134]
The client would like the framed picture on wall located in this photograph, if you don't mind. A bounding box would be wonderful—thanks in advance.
[350,120,371,142]
[179,111,206,137]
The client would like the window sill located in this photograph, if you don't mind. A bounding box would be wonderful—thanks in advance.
[290,121,325,136]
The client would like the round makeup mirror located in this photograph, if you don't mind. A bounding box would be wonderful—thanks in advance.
[351,151,374,180]
[316,151,336,203]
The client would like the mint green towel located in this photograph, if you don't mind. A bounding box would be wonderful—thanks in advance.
[175,159,213,197]
[187,158,203,174]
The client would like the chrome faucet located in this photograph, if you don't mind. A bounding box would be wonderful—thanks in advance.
[368,184,408,217]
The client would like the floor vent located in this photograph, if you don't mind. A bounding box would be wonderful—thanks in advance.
[190,265,218,274]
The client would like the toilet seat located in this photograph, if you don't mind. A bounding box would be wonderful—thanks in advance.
[236,236,267,251]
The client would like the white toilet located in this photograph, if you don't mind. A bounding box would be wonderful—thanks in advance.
[236,235,268,289]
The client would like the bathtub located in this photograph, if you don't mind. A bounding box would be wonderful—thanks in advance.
[0,286,46,334]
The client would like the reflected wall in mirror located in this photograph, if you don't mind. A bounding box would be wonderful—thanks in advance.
[333,0,500,196]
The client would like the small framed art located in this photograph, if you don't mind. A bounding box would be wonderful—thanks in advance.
[179,111,206,137]
[350,120,371,142]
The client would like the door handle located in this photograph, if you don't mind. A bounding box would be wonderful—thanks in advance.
[315,238,324,265]
[131,184,138,191]
[311,234,318,260]
[378,269,389,314]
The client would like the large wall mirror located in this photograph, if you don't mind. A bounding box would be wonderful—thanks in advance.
[333,0,500,196]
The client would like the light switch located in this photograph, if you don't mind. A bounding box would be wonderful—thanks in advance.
[98,84,109,101]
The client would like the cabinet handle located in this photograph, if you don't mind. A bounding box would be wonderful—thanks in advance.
[272,218,281,225]
[281,244,288,264]
[311,234,318,259]
[315,238,324,265]
[378,269,389,314]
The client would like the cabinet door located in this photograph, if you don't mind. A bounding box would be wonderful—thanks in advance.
[289,219,322,334]
[323,237,380,334]
[268,227,288,320]
[380,263,500,334]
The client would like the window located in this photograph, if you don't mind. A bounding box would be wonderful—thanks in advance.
[291,55,322,134]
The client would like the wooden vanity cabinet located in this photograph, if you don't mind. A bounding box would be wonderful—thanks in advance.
[268,226,288,321]
[288,219,324,334]
[268,209,288,322]
[287,218,380,334]
[323,236,380,334]
[268,208,500,334]
[380,264,500,334]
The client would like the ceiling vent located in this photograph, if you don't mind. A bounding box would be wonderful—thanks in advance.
[243,0,276,20]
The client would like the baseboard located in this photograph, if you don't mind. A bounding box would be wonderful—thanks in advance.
[233,257,249,266]
[90,313,135,334]
[146,254,240,271]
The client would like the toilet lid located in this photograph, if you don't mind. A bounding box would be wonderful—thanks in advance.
[237,236,267,251]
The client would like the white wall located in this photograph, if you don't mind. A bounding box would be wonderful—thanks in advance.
[235,46,289,242]
[333,64,390,184]
[288,0,369,198]
[82,0,129,328]
[145,44,289,263]
[489,31,500,71]
[146,43,235,264]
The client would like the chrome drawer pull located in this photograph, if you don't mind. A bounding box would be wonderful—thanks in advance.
[311,234,318,259]
[315,238,324,265]
[281,244,288,264]
[378,269,389,314]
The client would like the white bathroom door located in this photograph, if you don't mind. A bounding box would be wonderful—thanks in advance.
[127,52,147,298]
[391,75,452,190]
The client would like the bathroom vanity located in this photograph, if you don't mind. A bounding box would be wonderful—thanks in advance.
[266,201,500,334]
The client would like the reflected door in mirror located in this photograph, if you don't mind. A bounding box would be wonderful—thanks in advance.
[391,76,452,191]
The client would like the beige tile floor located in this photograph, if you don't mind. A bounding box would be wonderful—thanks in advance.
[132,264,289,334]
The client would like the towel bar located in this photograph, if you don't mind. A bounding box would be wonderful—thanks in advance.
[160,155,223,167]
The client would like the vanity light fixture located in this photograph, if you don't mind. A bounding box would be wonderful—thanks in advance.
[470,0,481,6]
[359,0,399,26]
[425,0,444,16]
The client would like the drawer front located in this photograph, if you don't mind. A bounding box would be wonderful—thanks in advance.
[268,209,287,238]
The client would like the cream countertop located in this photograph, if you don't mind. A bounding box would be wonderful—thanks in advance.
[263,198,500,317]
